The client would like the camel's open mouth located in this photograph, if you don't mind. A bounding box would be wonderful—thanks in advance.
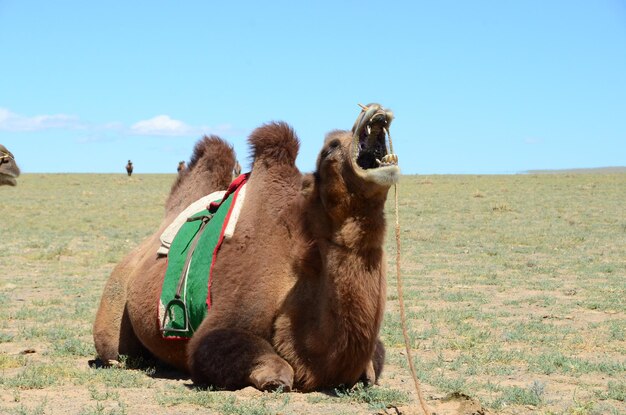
[351,103,399,186]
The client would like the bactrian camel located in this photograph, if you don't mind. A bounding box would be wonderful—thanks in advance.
[93,104,399,391]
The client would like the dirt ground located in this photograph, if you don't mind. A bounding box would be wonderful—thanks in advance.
[1,173,624,414]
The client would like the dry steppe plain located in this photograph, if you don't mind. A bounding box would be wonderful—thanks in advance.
[1,173,624,414]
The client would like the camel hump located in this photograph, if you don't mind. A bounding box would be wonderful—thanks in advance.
[249,122,299,167]
[188,135,235,170]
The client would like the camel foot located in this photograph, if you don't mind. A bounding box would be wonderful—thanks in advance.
[105,359,123,368]
[359,360,376,386]
[359,338,385,386]
[88,358,123,369]
[249,355,294,392]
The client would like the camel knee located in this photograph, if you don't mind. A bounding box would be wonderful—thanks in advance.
[93,308,121,363]
[93,329,119,364]
[93,302,146,364]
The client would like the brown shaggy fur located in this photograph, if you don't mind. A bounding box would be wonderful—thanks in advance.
[166,136,236,215]
[0,144,20,186]
[93,121,392,392]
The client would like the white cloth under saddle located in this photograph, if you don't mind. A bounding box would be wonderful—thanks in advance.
[157,183,248,256]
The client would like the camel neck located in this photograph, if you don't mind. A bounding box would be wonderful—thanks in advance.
[305,197,387,361]
[300,188,388,324]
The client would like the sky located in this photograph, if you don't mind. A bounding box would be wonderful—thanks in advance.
[1,1,625,175]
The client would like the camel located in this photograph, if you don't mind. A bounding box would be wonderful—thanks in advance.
[93,104,399,392]
[177,160,186,174]
[126,160,133,176]
[0,144,20,186]
[233,160,242,178]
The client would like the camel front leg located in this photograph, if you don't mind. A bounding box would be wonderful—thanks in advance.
[188,327,294,391]
[93,271,148,365]
[359,338,386,386]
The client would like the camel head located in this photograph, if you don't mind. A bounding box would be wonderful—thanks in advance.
[0,144,20,186]
[306,104,399,236]
[313,104,399,203]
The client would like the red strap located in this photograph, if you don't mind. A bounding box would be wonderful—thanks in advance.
[208,173,249,213]
[206,173,248,309]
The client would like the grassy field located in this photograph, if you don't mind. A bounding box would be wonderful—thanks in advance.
[0,173,624,415]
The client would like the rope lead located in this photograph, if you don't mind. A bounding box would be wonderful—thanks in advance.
[394,183,431,415]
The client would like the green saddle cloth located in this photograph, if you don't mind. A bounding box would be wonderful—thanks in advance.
[159,194,234,339]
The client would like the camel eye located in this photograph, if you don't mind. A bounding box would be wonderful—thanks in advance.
[320,139,341,161]
[325,139,341,156]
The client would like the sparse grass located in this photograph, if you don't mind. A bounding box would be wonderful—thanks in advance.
[489,381,546,409]
[50,337,95,357]
[0,362,81,389]
[0,353,28,369]
[598,380,626,402]
[156,384,221,407]
[78,401,128,415]
[608,320,626,341]
[88,366,154,388]
[0,173,624,414]
[9,400,47,415]
[384,173,626,412]
[527,351,625,376]
[157,384,294,414]
[218,393,291,415]
[334,383,409,410]
[88,385,120,401]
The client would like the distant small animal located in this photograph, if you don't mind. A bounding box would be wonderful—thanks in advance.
[126,160,133,176]
[177,161,186,174]
[233,160,242,178]
[0,144,20,186]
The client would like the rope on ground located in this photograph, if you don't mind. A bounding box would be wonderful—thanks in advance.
[394,183,431,415]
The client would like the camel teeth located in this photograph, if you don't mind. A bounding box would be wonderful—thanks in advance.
[379,154,399,166]
[381,155,393,163]
[376,158,382,166]
[366,125,371,136]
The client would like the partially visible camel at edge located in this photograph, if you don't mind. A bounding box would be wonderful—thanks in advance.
[0,144,20,186]
[93,104,399,392]
[126,160,133,176]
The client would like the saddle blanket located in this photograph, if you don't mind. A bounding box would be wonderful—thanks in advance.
[158,174,248,339]
[157,191,225,256]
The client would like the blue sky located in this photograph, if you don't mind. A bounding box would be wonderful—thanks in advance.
[1,1,624,174]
